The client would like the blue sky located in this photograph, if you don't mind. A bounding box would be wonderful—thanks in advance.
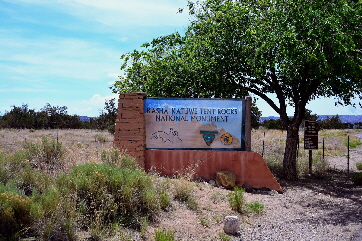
[0,0,361,117]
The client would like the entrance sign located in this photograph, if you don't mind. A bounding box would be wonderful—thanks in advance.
[144,98,245,150]
[304,120,319,150]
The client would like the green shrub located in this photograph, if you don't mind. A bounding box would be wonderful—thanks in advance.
[101,149,121,166]
[15,164,54,196]
[173,178,198,210]
[345,136,362,148]
[312,156,329,178]
[33,187,78,241]
[356,162,362,170]
[0,185,42,240]
[218,231,232,241]
[96,134,108,142]
[154,228,175,241]
[119,154,139,170]
[23,137,65,172]
[245,201,264,214]
[101,150,139,170]
[159,189,171,210]
[0,150,29,185]
[57,163,162,228]
[351,172,362,185]
[228,187,245,213]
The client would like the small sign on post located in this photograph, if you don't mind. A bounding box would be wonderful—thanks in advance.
[304,120,319,150]
[304,120,319,174]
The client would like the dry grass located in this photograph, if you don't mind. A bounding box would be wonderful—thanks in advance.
[251,128,362,177]
[0,129,114,172]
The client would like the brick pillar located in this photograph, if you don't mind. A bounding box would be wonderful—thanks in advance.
[114,93,147,169]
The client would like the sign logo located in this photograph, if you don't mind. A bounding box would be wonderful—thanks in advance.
[221,133,233,145]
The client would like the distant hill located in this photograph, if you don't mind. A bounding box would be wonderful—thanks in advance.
[78,116,97,122]
[260,115,362,124]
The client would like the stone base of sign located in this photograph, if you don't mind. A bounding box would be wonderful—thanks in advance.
[145,150,283,193]
[114,93,283,193]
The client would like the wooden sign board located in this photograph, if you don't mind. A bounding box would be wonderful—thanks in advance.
[304,120,319,150]
[144,98,245,150]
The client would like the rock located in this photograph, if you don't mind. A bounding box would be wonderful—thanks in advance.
[223,216,240,235]
[209,179,216,185]
[216,171,237,188]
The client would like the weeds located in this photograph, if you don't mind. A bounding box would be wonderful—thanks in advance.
[228,186,245,213]
[173,178,198,210]
[346,136,362,148]
[218,231,232,241]
[23,136,65,173]
[356,162,362,170]
[198,215,211,227]
[0,185,42,239]
[244,202,264,214]
[228,187,264,214]
[351,172,362,185]
[96,134,108,142]
[0,136,170,240]
[101,148,120,166]
[154,228,175,241]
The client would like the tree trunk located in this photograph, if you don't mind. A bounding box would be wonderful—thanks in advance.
[283,124,299,180]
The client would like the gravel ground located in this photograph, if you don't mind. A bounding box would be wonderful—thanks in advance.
[150,142,362,241]
[232,141,362,241]
[236,174,362,241]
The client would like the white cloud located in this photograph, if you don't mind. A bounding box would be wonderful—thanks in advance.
[60,0,189,27]
[107,73,120,79]
[0,32,121,82]
[107,73,121,85]
[8,0,189,28]
[68,93,119,116]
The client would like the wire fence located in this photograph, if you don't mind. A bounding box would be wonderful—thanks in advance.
[253,129,362,173]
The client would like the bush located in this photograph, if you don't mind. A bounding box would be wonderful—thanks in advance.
[23,136,65,172]
[101,150,139,170]
[154,228,175,241]
[345,136,362,148]
[351,172,362,185]
[218,231,232,241]
[0,150,29,185]
[57,163,162,228]
[245,201,264,214]
[356,162,362,170]
[33,188,77,241]
[0,185,42,239]
[173,178,198,210]
[15,165,54,196]
[101,149,120,166]
[228,186,245,213]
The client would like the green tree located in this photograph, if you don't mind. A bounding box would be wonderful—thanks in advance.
[112,0,362,180]
[262,118,284,130]
[95,98,118,133]
[251,101,262,129]
[41,103,69,129]
[0,104,46,129]
[319,115,344,129]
